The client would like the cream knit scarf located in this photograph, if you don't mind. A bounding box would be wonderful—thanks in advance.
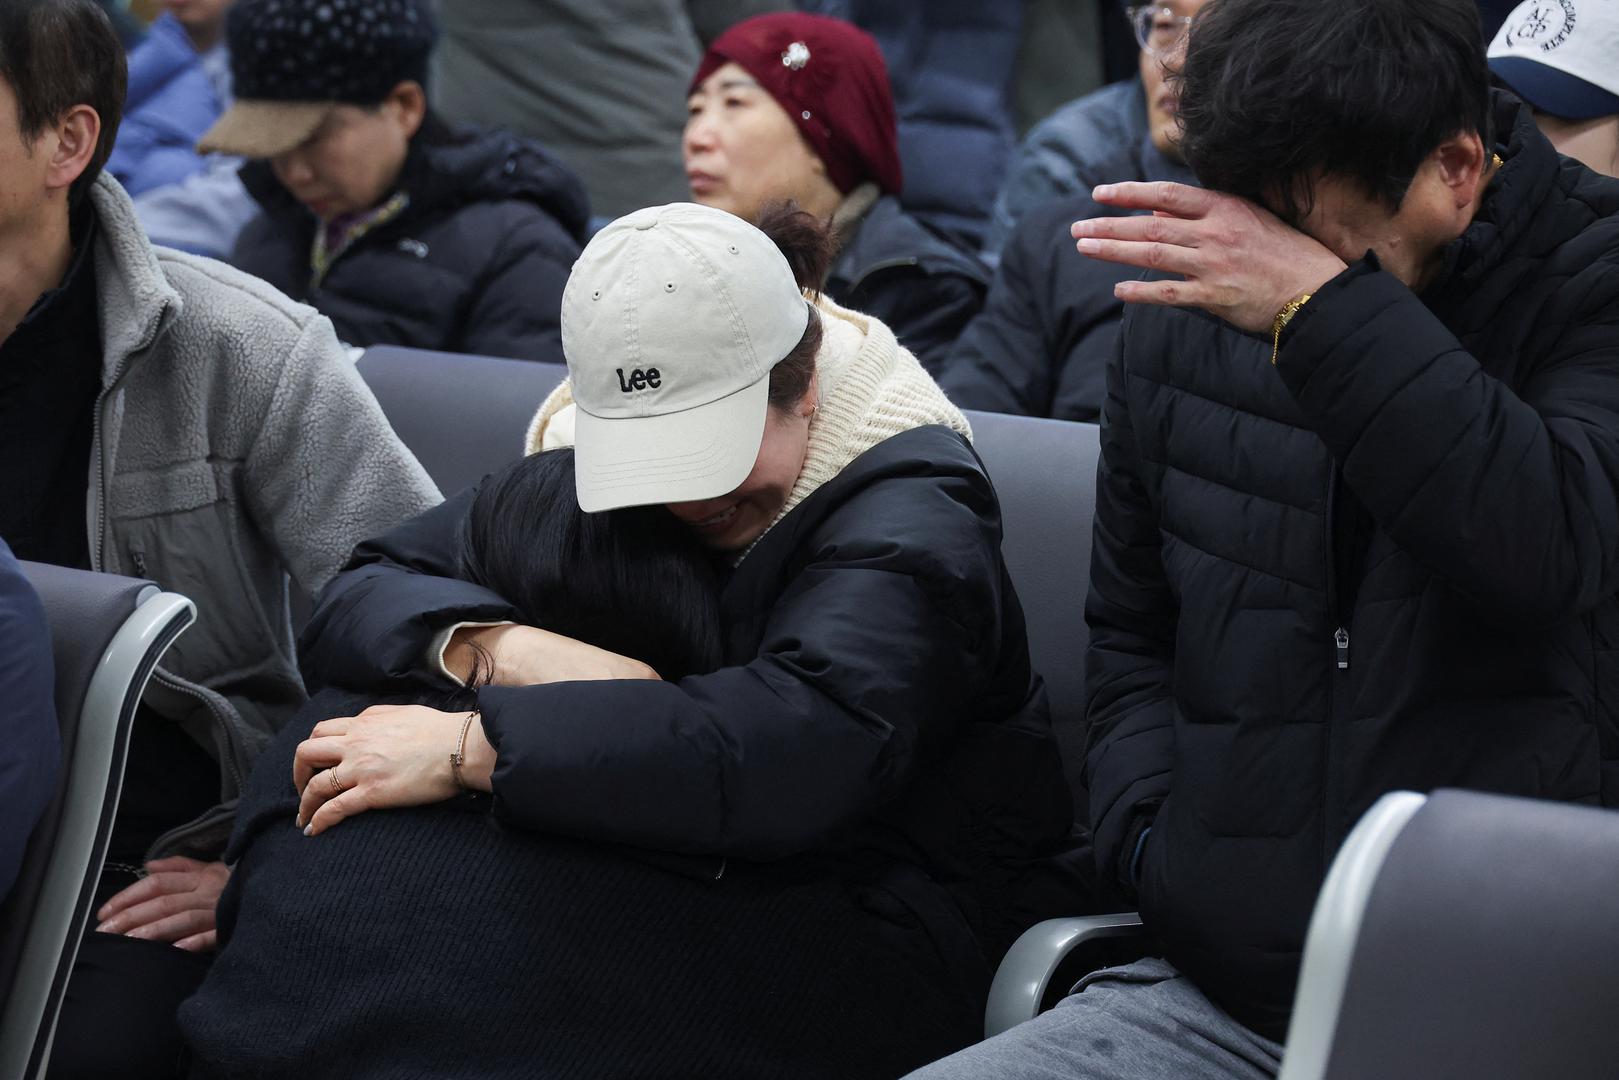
[524,295,971,556]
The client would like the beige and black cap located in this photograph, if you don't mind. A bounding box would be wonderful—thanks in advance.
[197,0,437,159]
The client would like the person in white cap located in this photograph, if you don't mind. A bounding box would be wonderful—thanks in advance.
[282,201,1091,1074]
[1489,0,1619,177]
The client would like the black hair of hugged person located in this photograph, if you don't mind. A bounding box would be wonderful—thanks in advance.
[458,448,723,684]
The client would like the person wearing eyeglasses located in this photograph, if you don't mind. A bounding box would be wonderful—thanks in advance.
[985,0,1204,257]
[935,0,1205,421]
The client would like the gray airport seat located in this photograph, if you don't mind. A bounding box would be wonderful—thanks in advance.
[0,564,194,1080]
[1281,788,1619,1080]
[357,346,566,496]
[989,789,1619,1077]
[963,409,1098,814]
[354,348,1102,818]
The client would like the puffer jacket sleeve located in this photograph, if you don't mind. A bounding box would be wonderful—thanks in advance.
[241,314,442,598]
[1277,256,1619,628]
[298,487,519,693]
[452,207,578,364]
[474,450,1009,860]
[1083,314,1176,897]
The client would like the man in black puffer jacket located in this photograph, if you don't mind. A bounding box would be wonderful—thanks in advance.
[910,0,1619,1076]
[205,0,589,364]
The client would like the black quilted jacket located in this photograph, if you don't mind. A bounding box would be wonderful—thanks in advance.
[1085,94,1619,1040]
[232,120,588,363]
[301,426,1086,966]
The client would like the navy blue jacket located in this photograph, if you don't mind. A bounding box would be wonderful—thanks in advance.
[301,426,1084,960]
[828,195,990,376]
[939,137,1196,421]
[232,122,589,363]
[105,14,224,198]
[1087,96,1619,1040]
[0,539,59,902]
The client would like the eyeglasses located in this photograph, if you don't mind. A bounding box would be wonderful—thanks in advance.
[1126,4,1194,58]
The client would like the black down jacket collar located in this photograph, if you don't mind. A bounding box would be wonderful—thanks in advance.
[1084,91,1619,1041]
[231,120,588,362]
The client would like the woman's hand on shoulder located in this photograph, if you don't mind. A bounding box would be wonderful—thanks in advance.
[292,704,496,836]
[447,623,662,686]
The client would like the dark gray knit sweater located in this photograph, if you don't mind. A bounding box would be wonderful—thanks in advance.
[178,689,983,1079]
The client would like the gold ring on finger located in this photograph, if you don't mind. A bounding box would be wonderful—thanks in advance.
[328,769,343,796]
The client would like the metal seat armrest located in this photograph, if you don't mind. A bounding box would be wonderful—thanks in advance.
[984,912,1146,1039]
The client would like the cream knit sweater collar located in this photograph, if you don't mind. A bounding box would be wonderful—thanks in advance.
[525,295,971,555]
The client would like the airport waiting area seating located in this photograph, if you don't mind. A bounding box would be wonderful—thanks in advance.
[989,788,1619,1079]
[0,564,194,1080]
[357,347,1619,1078]
[357,345,1100,811]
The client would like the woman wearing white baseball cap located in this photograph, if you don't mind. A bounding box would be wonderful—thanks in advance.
[1488,0,1619,177]
[284,202,1087,1072]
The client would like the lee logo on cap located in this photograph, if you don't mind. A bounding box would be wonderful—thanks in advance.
[616,367,662,393]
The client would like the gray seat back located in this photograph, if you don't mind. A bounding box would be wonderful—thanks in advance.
[964,410,1097,815]
[0,564,194,1080]
[357,346,567,496]
[354,350,1099,816]
[1282,788,1619,1080]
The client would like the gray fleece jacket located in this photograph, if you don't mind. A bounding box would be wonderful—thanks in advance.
[86,175,440,858]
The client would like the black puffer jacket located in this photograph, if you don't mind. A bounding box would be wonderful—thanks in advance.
[232,122,589,362]
[302,426,1085,967]
[828,195,990,375]
[1087,95,1619,1041]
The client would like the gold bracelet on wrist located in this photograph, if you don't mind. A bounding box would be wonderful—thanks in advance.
[1271,293,1313,366]
[451,710,478,792]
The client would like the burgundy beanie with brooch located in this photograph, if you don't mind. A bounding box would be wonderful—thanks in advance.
[692,13,904,196]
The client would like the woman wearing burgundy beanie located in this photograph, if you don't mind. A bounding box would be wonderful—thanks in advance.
[685,12,989,373]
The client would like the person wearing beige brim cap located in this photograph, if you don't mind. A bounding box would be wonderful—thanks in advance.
[1489,0,1619,177]
[198,0,592,363]
[197,0,436,161]
[275,200,1086,1074]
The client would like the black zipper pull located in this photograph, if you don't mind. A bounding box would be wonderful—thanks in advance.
[130,546,148,577]
[1334,627,1350,670]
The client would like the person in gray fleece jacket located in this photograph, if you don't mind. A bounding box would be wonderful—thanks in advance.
[0,3,438,1071]
[79,171,441,863]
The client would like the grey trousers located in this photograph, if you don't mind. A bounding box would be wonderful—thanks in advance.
[903,958,1285,1080]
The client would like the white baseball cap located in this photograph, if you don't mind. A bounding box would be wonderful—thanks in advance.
[1489,0,1619,121]
[561,203,810,513]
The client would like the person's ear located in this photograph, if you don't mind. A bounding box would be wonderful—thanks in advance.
[800,372,820,420]
[388,80,428,139]
[45,105,101,196]
[1433,130,1487,208]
